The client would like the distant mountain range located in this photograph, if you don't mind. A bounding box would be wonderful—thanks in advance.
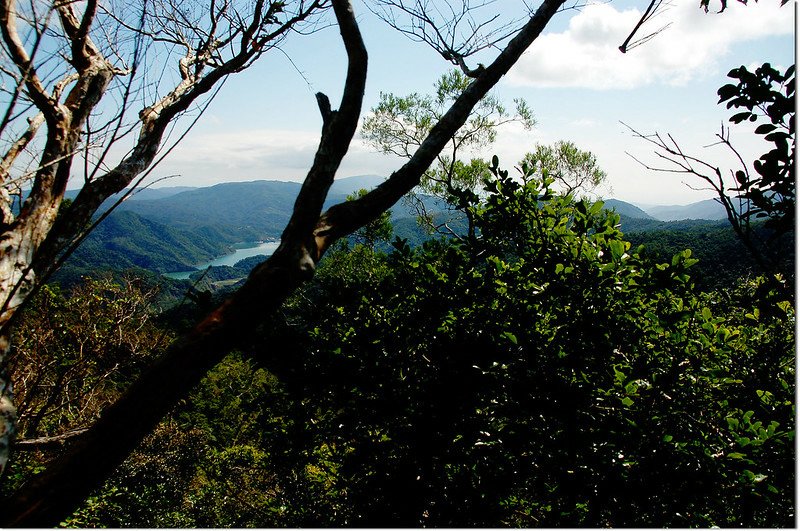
[60,176,391,280]
[56,176,736,284]
[602,199,655,220]
[601,197,727,222]
[639,199,727,222]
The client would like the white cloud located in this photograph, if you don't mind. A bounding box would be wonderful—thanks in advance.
[154,128,320,185]
[506,1,793,90]
[169,129,319,168]
[146,128,405,186]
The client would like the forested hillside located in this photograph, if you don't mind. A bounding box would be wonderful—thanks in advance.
[56,179,758,288]
[117,181,304,235]
[56,177,388,282]
[60,210,229,280]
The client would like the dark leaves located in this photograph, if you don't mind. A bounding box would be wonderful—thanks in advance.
[720,63,795,237]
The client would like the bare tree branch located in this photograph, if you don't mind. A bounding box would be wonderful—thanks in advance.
[0,0,57,117]
[368,0,527,75]
[618,0,671,53]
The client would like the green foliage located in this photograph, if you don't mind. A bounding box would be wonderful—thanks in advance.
[520,140,607,196]
[63,421,208,528]
[363,71,533,159]
[718,62,795,236]
[627,219,794,289]
[13,162,793,527]
[344,189,394,248]
[241,158,793,526]
[362,70,533,204]
[9,276,171,440]
[61,352,349,527]
[3,275,174,502]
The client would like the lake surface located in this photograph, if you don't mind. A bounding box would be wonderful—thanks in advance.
[163,241,280,280]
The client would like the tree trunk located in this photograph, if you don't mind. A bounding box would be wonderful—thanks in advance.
[0,334,15,478]
[0,193,63,479]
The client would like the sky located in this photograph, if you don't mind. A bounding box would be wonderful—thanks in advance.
[145,0,795,206]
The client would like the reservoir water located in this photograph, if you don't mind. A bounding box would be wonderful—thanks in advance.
[163,240,280,280]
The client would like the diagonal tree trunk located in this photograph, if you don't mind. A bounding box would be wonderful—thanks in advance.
[0,0,566,525]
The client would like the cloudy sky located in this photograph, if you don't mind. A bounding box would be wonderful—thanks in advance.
[148,0,794,206]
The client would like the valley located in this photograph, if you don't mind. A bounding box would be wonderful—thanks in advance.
[54,175,780,293]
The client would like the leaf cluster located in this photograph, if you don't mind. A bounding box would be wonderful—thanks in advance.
[232,159,794,526]
[718,63,795,235]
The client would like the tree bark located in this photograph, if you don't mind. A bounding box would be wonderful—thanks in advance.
[0,0,566,525]
[0,0,117,475]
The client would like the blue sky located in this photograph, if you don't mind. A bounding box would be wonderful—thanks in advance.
[151,0,795,205]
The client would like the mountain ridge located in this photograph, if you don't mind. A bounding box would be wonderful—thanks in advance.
[56,178,737,285]
[641,198,727,221]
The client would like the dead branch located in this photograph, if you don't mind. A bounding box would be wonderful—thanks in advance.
[368,0,526,76]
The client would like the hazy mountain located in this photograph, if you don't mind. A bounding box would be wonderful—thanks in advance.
[642,199,727,221]
[122,186,198,201]
[65,186,197,206]
[112,177,424,242]
[602,199,655,220]
[329,174,386,196]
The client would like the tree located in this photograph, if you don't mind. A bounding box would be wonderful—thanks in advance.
[0,274,172,501]
[362,69,533,238]
[0,0,326,479]
[717,63,795,237]
[9,275,169,446]
[520,140,607,197]
[0,0,569,525]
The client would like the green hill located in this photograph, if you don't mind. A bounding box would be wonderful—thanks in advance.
[61,210,229,278]
[117,181,303,239]
[57,178,396,284]
[116,177,388,238]
[602,199,654,220]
